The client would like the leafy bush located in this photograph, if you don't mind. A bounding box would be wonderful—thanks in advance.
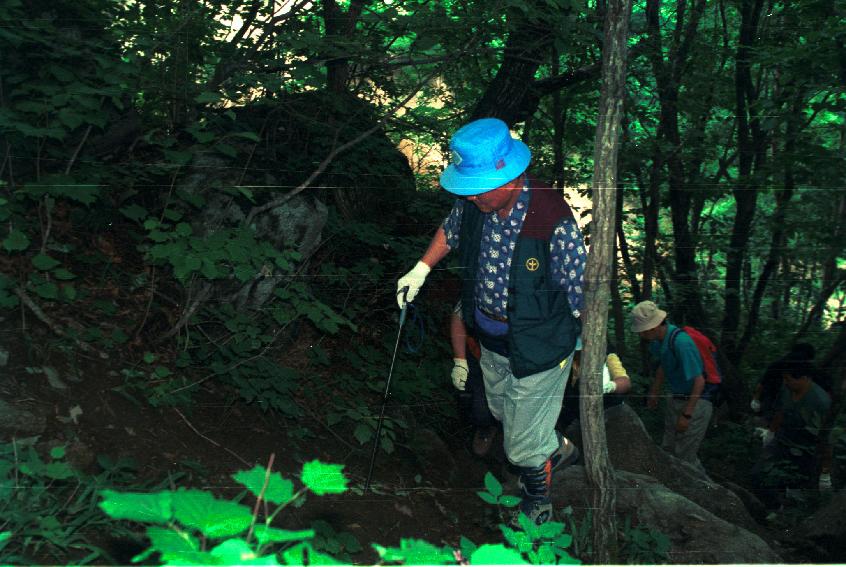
[94,462,581,566]
[0,438,138,564]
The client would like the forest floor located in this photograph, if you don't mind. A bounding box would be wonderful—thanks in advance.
[2,313,838,565]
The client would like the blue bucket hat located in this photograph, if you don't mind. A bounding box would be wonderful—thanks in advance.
[439,118,531,196]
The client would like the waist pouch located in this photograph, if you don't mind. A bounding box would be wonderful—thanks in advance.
[474,308,510,357]
[474,307,509,336]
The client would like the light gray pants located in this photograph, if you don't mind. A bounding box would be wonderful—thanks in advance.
[662,398,713,472]
[479,346,574,468]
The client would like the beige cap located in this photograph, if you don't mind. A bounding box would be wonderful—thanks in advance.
[630,300,667,332]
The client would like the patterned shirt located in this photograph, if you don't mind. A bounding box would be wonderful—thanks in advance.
[442,185,586,319]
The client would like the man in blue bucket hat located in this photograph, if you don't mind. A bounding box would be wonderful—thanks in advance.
[397,118,587,526]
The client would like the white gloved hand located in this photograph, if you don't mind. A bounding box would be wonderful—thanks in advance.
[819,472,832,490]
[451,358,469,391]
[397,261,431,308]
[750,399,761,412]
[602,365,617,394]
[755,427,775,446]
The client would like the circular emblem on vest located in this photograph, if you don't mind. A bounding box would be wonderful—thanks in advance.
[526,258,540,271]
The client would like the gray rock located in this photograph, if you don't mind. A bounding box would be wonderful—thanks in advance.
[565,403,765,537]
[801,489,846,560]
[0,399,46,437]
[553,466,782,564]
[180,155,329,311]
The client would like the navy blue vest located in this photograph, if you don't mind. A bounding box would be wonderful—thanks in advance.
[459,177,581,377]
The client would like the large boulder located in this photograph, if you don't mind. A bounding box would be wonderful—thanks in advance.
[565,403,765,537]
[800,489,846,561]
[553,466,782,564]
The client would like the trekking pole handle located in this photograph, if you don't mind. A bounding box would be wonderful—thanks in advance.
[398,286,409,326]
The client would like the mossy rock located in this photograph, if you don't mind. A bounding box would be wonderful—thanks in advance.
[232,91,416,221]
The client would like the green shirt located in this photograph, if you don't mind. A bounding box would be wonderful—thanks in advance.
[649,324,704,395]
[776,382,831,453]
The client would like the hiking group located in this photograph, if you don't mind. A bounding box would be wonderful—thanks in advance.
[395,117,832,526]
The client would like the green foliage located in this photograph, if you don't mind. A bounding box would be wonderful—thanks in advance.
[99,460,349,565]
[619,516,670,564]
[0,437,137,564]
[475,472,579,565]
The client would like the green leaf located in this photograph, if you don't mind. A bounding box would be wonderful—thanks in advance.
[3,229,30,252]
[99,490,173,524]
[120,204,149,222]
[62,284,76,301]
[283,542,343,565]
[210,538,280,565]
[353,423,371,445]
[50,446,66,459]
[536,521,566,539]
[253,526,314,545]
[0,531,10,543]
[147,526,200,557]
[195,91,222,103]
[143,352,156,364]
[53,268,76,280]
[33,282,58,300]
[373,538,455,565]
[300,461,349,495]
[483,472,503,498]
[233,466,295,505]
[175,222,193,237]
[32,253,61,271]
[171,489,253,538]
[470,543,529,564]
[233,131,261,142]
[499,495,521,507]
[477,491,498,505]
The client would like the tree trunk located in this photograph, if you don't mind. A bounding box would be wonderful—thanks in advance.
[580,0,631,561]
[737,91,802,358]
[645,0,709,327]
[470,5,553,125]
[721,0,766,363]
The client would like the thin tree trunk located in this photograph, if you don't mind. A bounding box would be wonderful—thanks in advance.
[617,175,641,302]
[737,90,801,358]
[580,0,632,561]
[645,0,709,326]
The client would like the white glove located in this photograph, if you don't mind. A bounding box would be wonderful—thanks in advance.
[750,399,761,412]
[819,472,832,490]
[602,366,616,394]
[755,427,775,446]
[397,261,431,308]
[451,358,469,391]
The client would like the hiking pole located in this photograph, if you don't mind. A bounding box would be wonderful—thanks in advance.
[364,286,409,492]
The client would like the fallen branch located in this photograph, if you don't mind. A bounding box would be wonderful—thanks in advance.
[246,452,276,543]
[15,286,109,359]
[174,408,251,467]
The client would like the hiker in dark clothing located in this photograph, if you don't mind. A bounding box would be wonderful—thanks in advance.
[449,301,497,457]
[751,343,830,420]
[557,339,631,432]
[751,343,813,418]
[753,358,832,500]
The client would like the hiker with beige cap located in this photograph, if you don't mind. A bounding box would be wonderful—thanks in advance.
[631,300,712,472]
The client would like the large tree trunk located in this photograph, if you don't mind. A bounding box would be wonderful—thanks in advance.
[580,0,631,561]
[470,4,553,125]
[721,0,766,363]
